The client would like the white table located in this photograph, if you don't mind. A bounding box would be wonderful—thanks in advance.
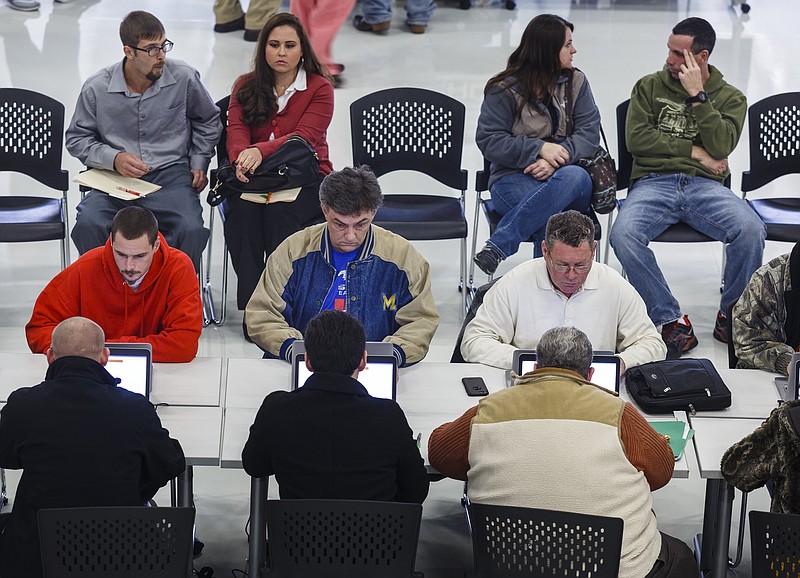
[222,359,693,576]
[689,416,765,578]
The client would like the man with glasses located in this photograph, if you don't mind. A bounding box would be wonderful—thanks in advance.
[461,210,666,371]
[66,10,221,271]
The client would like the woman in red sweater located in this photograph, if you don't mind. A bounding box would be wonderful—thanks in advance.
[225,12,334,311]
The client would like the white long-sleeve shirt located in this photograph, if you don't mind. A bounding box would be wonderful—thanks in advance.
[461,259,667,370]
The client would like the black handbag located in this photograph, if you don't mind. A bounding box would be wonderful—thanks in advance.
[207,135,319,206]
[625,358,732,414]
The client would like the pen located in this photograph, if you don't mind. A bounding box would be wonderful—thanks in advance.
[415,433,422,448]
[116,185,141,197]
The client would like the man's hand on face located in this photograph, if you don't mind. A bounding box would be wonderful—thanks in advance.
[113,152,149,178]
[678,49,705,97]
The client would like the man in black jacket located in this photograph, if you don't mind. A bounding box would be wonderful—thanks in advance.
[242,310,429,502]
[0,317,185,578]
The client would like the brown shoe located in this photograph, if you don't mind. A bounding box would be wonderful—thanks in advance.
[408,23,427,34]
[353,15,391,34]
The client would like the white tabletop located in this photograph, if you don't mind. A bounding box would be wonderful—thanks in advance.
[0,352,223,407]
[158,405,223,466]
[688,415,764,479]
[220,360,690,477]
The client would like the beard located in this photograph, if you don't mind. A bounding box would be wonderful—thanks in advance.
[146,66,164,82]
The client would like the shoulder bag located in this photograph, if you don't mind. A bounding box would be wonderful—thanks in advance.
[207,135,319,207]
[625,358,732,414]
[564,76,617,214]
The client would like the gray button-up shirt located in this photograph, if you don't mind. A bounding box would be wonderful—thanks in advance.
[65,58,221,173]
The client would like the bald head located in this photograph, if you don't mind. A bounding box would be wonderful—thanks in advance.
[47,317,108,365]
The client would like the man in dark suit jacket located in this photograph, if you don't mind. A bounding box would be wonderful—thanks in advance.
[242,310,429,502]
[0,317,185,578]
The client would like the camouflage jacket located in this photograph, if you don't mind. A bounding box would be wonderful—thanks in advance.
[721,401,800,514]
[732,253,795,375]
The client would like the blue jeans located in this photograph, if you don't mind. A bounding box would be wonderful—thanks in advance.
[609,173,766,327]
[362,0,436,25]
[487,165,592,259]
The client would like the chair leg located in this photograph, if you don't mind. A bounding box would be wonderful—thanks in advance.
[460,236,468,315]
[201,208,227,326]
[468,193,483,295]
[603,211,613,266]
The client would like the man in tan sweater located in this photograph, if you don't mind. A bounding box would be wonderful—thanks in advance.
[429,326,698,578]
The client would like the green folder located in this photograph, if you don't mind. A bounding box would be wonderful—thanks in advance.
[648,420,694,461]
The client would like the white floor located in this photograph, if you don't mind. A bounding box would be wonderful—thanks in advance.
[2,0,799,575]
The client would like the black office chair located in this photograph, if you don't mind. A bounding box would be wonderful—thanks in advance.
[749,510,800,578]
[350,87,469,312]
[607,99,728,287]
[451,278,499,363]
[202,95,232,327]
[469,159,605,293]
[467,502,624,578]
[741,92,800,243]
[0,88,70,270]
[265,499,424,577]
[38,506,195,578]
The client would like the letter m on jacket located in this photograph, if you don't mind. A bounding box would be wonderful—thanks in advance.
[383,294,397,311]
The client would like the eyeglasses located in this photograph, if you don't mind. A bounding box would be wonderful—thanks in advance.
[547,256,593,274]
[129,40,174,57]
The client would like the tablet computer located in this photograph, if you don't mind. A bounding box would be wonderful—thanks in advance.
[105,343,153,399]
[292,352,398,401]
[513,349,620,393]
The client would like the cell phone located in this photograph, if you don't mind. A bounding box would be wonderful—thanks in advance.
[462,376,489,397]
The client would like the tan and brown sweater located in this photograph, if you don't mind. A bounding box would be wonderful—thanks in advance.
[429,367,674,578]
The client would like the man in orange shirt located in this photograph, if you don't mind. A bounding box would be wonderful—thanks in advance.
[26,207,202,363]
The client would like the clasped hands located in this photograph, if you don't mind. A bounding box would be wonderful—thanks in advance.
[114,151,207,192]
[524,142,569,181]
[234,147,263,183]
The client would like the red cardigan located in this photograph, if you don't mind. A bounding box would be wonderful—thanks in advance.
[25,233,202,363]
[226,72,334,175]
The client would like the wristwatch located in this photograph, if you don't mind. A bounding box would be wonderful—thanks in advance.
[685,91,709,105]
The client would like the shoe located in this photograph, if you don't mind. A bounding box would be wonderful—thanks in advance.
[244,29,260,42]
[353,15,391,34]
[8,0,40,11]
[332,74,344,89]
[713,311,729,344]
[54,0,74,3]
[473,246,502,276]
[661,315,699,360]
[408,23,427,34]
[214,15,245,33]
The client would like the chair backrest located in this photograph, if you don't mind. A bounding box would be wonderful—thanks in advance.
[215,95,231,166]
[468,502,623,578]
[38,506,195,578]
[616,100,633,192]
[742,92,800,193]
[749,510,800,578]
[350,87,468,191]
[0,88,69,191]
[727,298,739,369]
[451,278,499,363]
[266,499,423,578]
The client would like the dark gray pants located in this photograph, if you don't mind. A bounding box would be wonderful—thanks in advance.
[645,532,700,578]
[71,163,209,271]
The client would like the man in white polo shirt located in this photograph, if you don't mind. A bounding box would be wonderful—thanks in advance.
[461,210,666,372]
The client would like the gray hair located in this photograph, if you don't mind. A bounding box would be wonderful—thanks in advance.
[318,166,383,216]
[50,317,106,362]
[536,326,593,379]
[545,210,595,251]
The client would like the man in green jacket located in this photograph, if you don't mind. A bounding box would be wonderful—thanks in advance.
[610,17,765,359]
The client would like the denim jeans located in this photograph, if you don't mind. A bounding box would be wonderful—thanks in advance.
[362,0,436,25]
[487,165,592,260]
[609,173,766,327]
